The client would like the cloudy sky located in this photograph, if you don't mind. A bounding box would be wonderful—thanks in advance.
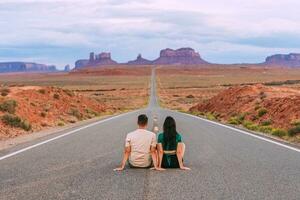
[1,0,300,68]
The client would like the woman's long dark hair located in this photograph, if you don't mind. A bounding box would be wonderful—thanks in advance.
[163,116,178,148]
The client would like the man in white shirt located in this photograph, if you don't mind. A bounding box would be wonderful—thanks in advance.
[114,114,164,171]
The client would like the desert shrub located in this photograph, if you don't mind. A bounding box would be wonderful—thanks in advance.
[228,117,241,125]
[38,89,46,94]
[68,119,76,123]
[30,102,36,107]
[290,120,300,126]
[0,99,17,114]
[261,120,272,126]
[259,91,267,99]
[190,110,205,116]
[288,126,300,137]
[228,113,247,125]
[285,80,300,85]
[265,80,300,86]
[63,89,74,97]
[69,108,82,120]
[258,125,273,134]
[57,121,65,126]
[40,112,46,117]
[251,115,258,121]
[206,112,217,121]
[1,114,31,131]
[237,113,247,121]
[244,120,272,133]
[85,108,99,117]
[243,120,253,127]
[186,95,195,98]
[1,88,10,96]
[53,93,60,100]
[93,93,104,96]
[2,114,22,127]
[265,81,282,86]
[254,105,261,111]
[272,129,287,138]
[20,120,32,131]
[243,121,259,131]
[258,108,268,117]
[248,124,259,131]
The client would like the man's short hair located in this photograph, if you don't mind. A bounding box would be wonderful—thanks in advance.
[138,114,148,126]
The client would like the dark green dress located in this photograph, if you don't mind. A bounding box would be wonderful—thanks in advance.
[157,133,182,168]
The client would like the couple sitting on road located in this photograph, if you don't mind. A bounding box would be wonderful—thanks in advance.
[114,114,190,171]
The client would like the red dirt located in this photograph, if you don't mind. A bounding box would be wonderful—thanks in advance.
[71,66,152,76]
[0,86,106,140]
[190,84,300,129]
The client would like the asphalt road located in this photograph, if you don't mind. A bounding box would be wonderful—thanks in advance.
[0,69,300,200]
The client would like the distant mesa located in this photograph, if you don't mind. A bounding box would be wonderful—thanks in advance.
[75,52,118,69]
[0,62,57,73]
[127,54,152,65]
[264,53,300,67]
[3,49,300,74]
[75,47,210,68]
[75,59,89,69]
[153,48,209,65]
[64,65,71,72]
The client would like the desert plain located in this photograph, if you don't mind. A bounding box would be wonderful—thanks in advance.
[157,65,300,144]
[1,65,300,144]
[0,67,150,140]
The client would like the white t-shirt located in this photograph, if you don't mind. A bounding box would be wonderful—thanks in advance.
[125,129,157,167]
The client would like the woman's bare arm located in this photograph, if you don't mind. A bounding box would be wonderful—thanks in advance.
[176,143,190,170]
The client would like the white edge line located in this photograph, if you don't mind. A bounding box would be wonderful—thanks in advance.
[0,110,142,161]
[169,110,300,153]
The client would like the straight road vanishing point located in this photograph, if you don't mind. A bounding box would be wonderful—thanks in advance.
[0,69,300,199]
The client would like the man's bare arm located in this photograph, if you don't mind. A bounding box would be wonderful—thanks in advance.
[114,146,131,171]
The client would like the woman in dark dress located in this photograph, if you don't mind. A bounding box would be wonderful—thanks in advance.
[157,116,190,170]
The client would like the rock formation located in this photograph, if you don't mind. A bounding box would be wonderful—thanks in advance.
[64,65,71,72]
[74,47,210,69]
[75,59,89,68]
[127,54,152,65]
[153,48,209,65]
[94,52,118,65]
[264,53,300,67]
[0,62,57,73]
[75,52,118,69]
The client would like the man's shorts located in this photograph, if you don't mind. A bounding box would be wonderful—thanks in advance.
[128,160,153,169]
